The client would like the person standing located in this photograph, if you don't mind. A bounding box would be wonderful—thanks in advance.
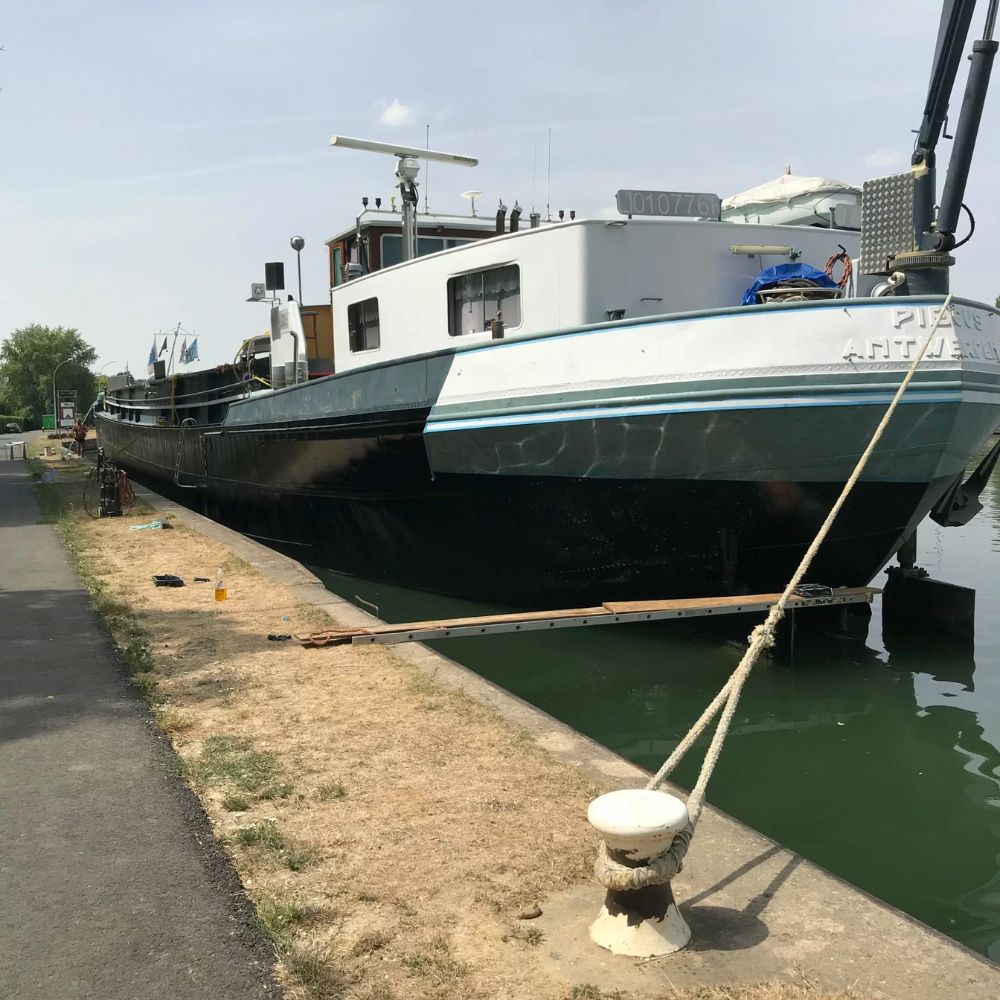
[71,418,88,457]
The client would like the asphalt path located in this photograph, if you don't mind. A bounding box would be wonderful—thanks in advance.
[0,452,279,999]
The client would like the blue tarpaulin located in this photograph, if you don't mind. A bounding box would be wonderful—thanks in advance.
[741,262,837,306]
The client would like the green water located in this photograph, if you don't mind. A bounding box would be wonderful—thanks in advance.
[312,448,1000,960]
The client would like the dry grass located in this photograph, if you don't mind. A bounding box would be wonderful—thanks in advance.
[666,987,862,1000]
[281,938,350,1000]
[38,468,878,1000]
[256,894,314,943]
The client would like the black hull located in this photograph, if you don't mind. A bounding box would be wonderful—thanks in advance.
[97,414,939,606]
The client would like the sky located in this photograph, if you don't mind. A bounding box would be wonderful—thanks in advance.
[1,0,998,371]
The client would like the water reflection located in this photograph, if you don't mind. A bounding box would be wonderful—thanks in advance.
[310,441,1000,959]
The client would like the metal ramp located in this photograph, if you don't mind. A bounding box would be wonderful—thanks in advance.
[298,586,878,647]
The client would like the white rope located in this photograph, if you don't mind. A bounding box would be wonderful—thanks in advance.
[594,825,693,891]
[654,293,956,828]
[596,295,956,892]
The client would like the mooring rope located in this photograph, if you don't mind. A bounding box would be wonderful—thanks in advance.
[596,294,956,892]
[664,292,955,820]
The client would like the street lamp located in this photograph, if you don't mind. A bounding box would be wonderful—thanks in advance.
[290,235,305,304]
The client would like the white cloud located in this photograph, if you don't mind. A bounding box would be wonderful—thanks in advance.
[376,98,414,127]
[864,147,905,171]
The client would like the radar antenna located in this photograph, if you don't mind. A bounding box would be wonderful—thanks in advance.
[460,190,484,217]
[330,135,478,262]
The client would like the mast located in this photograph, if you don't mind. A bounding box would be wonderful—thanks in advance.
[166,322,182,376]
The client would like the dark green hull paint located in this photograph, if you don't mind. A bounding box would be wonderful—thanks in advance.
[97,409,948,604]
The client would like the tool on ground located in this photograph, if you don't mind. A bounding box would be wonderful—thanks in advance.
[152,575,184,587]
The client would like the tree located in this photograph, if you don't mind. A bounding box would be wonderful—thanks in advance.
[0,325,97,428]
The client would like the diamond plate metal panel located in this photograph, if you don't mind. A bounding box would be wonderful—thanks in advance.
[861,172,915,275]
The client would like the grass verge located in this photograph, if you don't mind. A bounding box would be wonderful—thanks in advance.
[281,939,349,1000]
[31,464,162,703]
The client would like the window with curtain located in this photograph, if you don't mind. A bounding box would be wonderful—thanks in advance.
[447,264,521,336]
[347,297,380,352]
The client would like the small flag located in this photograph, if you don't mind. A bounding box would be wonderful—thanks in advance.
[148,338,156,366]
[187,338,199,363]
[159,337,168,356]
[179,338,187,364]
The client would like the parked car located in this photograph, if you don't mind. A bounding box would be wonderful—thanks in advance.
[4,422,21,433]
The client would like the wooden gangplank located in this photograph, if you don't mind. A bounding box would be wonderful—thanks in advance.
[298,586,879,648]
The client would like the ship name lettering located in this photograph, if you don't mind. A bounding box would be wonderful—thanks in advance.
[923,336,963,360]
[960,340,1000,362]
[952,306,984,331]
[892,308,914,329]
[929,307,953,329]
[842,336,949,360]
[892,305,983,331]
[867,337,890,360]
[973,341,1000,364]
[892,335,916,359]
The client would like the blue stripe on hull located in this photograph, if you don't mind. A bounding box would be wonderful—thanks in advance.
[425,389,971,434]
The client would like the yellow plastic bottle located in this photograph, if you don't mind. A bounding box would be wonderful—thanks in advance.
[214,566,228,602]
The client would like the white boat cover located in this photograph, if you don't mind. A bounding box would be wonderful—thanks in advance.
[723,172,860,211]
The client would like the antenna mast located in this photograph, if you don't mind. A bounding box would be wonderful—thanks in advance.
[531,143,537,214]
[546,127,552,221]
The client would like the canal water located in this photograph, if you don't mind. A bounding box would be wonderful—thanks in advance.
[313,448,1000,961]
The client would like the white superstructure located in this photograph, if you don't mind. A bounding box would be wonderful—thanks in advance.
[330,217,860,372]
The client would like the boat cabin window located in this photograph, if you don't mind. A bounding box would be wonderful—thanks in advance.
[332,247,344,286]
[381,234,476,269]
[348,297,380,352]
[448,263,521,336]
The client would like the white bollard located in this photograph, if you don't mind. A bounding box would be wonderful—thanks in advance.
[588,788,691,957]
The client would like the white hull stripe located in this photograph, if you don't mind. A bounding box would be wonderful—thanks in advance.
[424,388,999,434]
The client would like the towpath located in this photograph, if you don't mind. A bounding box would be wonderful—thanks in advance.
[0,458,278,999]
